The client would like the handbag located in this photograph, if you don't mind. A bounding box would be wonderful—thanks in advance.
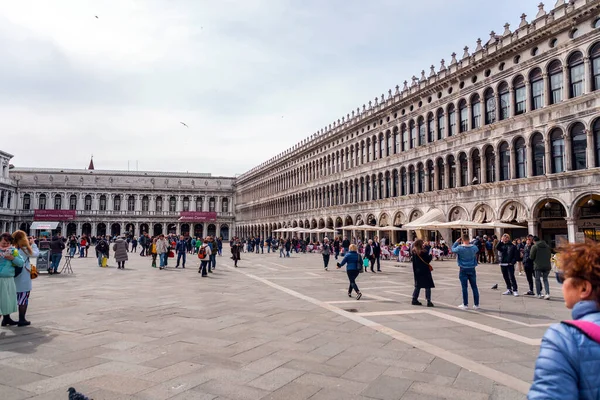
[168,250,175,258]
[25,265,38,279]
[416,253,434,272]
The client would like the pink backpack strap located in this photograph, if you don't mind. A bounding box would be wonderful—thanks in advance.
[562,320,600,344]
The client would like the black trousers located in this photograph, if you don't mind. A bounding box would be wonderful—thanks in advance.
[323,254,330,269]
[347,269,360,294]
[524,263,534,292]
[500,264,518,292]
[373,256,381,271]
[412,287,431,301]
[200,260,211,276]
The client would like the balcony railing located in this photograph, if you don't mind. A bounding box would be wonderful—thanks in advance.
[15,209,234,218]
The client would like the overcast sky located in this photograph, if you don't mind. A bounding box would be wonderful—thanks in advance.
[2,0,539,176]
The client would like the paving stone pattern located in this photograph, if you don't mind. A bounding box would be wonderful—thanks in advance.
[0,249,570,399]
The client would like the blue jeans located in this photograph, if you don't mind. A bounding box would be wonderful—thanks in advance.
[159,253,168,267]
[176,252,186,267]
[79,247,85,257]
[459,268,479,306]
[69,247,76,257]
[97,253,103,266]
[210,254,216,269]
[51,253,62,271]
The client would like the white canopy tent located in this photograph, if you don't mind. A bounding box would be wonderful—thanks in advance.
[402,209,445,230]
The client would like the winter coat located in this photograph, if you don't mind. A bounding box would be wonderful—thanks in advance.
[372,242,381,257]
[364,244,373,259]
[412,250,435,289]
[529,301,600,400]
[231,244,241,261]
[338,251,361,271]
[112,239,129,262]
[156,238,168,254]
[530,240,552,272]
[49,237,65,254]
[496,242,517,265]
[321,243,331,256]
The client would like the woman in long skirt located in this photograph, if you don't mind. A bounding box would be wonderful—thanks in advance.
[231,240,241,267]
[0,232,24,326]
[411,239,435,307]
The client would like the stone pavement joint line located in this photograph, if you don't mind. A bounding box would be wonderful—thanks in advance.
[226,265,532,395]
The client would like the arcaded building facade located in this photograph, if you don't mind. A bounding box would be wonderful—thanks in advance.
[235,0,600,246]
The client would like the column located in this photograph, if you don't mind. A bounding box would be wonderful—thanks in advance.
[177,222,181,235]
[525,80,532,112]
[509,88,515,117]
[190,196,196,212]
[203,196,209,212]
[545,139,552,175]
[543,73,551,107]
[202,224,208,238]
[466,155,472,186]
[434,163,440,190]
[586,129,595,169]
[527,219,538,237]
[584,57,593,94]
[564,133,572,171]
[480,90,487,126]
[527,144,535,178]
[563,66,569,102]
[135,195,142,212]
[467,104,473,131]
[177,196,183,212]
[91,223,97,238]
[509,146,516,180]
[216,224,221,239]
[76,222,82,237]
[444,162,450,189]
[77,194,84,210]
[494,151,501,182]
[425,171,431,192]
[107,194,114,211]
[150,195,156,212]
[480,154,487,183]
[566,217,577,243]
[162,223,167,235]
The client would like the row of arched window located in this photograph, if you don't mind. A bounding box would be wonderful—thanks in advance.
[251,43,600,200]
[22,194,229,213]
[248,119,600,218]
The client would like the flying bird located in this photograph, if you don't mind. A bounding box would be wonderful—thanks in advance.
[491,284,498,290]
[180,122,189,128]
[95,16,98,19]
[68,387,91,400]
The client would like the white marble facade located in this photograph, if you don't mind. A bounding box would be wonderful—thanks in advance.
[234,1,600,245]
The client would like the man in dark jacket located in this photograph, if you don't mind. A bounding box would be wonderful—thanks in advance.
[364,240,374,272]
[342,237,351,254]
[530,236,552,299]
[372,237,382,272]
[496,234,518,296]
[49,235,65,274]
[522,235,535,295]
[175,235,187,268]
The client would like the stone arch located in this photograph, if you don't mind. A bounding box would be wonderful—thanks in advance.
[344,215,353,226]
[335,217,343,228]
[392,211,406,226]
[378,212,390,227]
[318,218,325,229]
[310,219,317,229]
[471,203,496,223]
[448,205,468,221]
[355,214,364,225]
[408,209,423,222]
[531,196,571,219]
[366,213,376,226]
[498,199,529,222]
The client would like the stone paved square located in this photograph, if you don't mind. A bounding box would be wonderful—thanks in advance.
[0,250,570,399]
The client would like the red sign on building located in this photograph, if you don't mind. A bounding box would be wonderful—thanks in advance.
[179,211,218,222]
[34,210,77,221]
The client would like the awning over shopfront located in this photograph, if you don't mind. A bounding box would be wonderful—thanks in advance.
[30,221,60,230]
[178,212,217,222]
[402,209,445,230]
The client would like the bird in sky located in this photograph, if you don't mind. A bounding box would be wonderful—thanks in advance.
[95,15,99,19]
[180,122,189,128]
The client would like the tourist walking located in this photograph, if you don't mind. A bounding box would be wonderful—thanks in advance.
[530,236,552,300]
[452,235,480,310]
[156,234,168,270]
[528,240,600,400]
[321,238,332,271]
[231,239,241,267]
[279,239,285,258]
[95,236,110,267]
[112,236,128,269]
[198,240,212,277]
[333,237,340,260]
[208,237,217,270]
[175,235,187,268]
[284,239,291,257]
[12,231,38,326]
[131,237,138,253]
[522,236,535,295]
[68,235,77,257]
[337,244,362,300]
[364,239,374,272]
[411,239,435,307]
[150,237,157,268]
[372,237,381,272]
[0,232,23,326]
[342,236,350,255]
[49,235,65,275]
[497,233,519,296]
[217,237,223,256]
[78,236,86,257]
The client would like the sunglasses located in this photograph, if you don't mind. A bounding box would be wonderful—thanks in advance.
[556,271,565,284]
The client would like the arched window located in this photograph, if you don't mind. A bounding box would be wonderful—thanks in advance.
[222,198,229,212]
[436,109,445,139]
[499,142,510,181]
[409,120,417,148]
[408,166,416,194]
[99,195,107,211]
[448,104,456,137]
[571,122,587,170]
[23,194,30,210]
[532,133,545,176]
[515,137,527,178]
[548,60,563,104]
[484,88,496,124]
[84,194,91,211]
[514,75,526,115]
[38,194,46,210]
[418,117,426,146]
[169,196,176,212]
[472,150,481,184]
[568,52,585,98]
[401,125,408,151]
[400,168,407,196]
[427,161,434,191]
[499,82,510,120]
[114,195,121,211]
[417,164,425,193]
[485,146,496,182]
[437,158,445,190]
[427,113,435,142]
[155,196,163,212]
[458,99,468,132]
[448,155,456,188]
[591,42,600,91]
[594,118,600,167]
[54,194,61,210]
[459,153,468,186]
[530,68,544,110]
[142,196,149,211]
[127,195,135,211]
[69,195,77,210]
[551,129,565,173]
[182,196,190,212]
[471,94,481,129]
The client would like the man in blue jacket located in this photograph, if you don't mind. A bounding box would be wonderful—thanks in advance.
[452,235,480,310]
[175,235,187,268]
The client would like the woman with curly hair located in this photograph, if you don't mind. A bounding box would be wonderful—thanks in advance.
[529,240,600,399]
[12,230,39,326]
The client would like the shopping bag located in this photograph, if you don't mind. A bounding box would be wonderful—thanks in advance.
[101,257,108,267]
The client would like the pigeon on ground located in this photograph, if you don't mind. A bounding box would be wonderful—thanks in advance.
[68,387,91,400]
[491,284,498,290]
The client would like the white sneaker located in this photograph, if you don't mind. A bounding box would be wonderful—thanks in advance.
[518,272,523,276]
[537,294,543,299]
[544,294,550,300]
[457,304,468,310]
[473,305,481,310]
[502,290,512,295]
[513,291,519,297]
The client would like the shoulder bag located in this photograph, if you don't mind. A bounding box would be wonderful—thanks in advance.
[416,252,433,272]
